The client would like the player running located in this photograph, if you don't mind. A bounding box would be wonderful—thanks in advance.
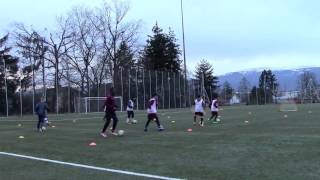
[100,87,119,137]
[144,93,164,132]
[209,95,219,123]
[35,97,50,132]
[126,99,135,124]
[194,95,205,127]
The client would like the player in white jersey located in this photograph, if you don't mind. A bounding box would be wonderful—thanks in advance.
[144,93,164,132]
[194,95,205,127]
[126,99,135,124]
[209,94,219,122]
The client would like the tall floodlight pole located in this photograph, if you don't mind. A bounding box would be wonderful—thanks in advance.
[181,0,187,107]
[19,70,24,117]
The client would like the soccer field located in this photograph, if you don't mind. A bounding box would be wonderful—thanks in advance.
[1,104,320,180]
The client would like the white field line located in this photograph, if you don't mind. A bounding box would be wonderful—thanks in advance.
[0,152,186,180]
[0,110,189,122]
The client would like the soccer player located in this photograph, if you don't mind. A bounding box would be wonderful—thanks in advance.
[144,93,164,132]
[209,95,219,122]
[35,97,50,132]
[126,99,135,124]
[100,87,119,137]
[194,95,205,127]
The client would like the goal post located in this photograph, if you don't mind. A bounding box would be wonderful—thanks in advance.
[79,96,123,114]
[279,100,298,112]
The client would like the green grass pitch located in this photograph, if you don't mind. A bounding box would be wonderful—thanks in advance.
[1,104,320,180]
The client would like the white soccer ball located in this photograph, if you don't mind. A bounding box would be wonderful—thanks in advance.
[118,130,125,136]
[132,119,138,124]
[216,118,221,122]
[42,126,46,131]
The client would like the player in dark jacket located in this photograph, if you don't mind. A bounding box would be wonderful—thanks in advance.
[35,97,49,132]
[100,87,119,137]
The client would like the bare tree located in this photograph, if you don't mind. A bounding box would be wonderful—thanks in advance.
[14,24,48,113]
[91,0,141,88]
[44,18,74,113]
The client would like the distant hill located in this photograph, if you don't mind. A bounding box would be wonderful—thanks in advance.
[218,67,320,91]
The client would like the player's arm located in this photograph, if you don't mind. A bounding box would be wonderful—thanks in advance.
[127,101,133,108]
[214,101,218,108]
[148,100,155,109]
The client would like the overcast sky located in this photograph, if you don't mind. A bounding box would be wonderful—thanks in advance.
[1,0,320,75]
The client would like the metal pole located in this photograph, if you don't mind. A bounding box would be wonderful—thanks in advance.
[256,87,258,105]
[155,71,158,93]
[56,62,59,115]
[149,70,151,99]
[188,78,191,107]
[97,83,100,112]
[136,68,139,110]
[264,74,267,104]
[67,63,71,113]
[121,68,124,110]
[168,71,171,109]
[179,72,182,108]
[31,57,35,115]
[181,0,187,108]
[129,68,131,99]
[173,71,176,108]
[20,77,23,117]
[192,79,196,100]
[3,59,8,117]
[161,71,164,109]
[142,69,146,109]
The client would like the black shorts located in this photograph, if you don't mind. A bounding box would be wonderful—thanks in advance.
[194,112,204,117]
[127,111,134,118]
[148,113,158,120]
[211,111,218,116]
[104,112,117,120]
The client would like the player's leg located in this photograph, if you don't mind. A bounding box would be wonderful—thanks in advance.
[131,111,135,121]
[111,113,119,135]
[101,113,111,137]
[200,113,204,127]
[193,113,197,125]
[209,112,214,121]
[37,115,42,131]
[126,111,131,124]
[214,112,218,121]
[144,114,152,131]
[154,115,164,131]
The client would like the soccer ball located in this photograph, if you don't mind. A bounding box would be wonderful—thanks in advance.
[216,118,221,122]
[118,130,125,136]
[41,126,46,131]
[132,119,138,124]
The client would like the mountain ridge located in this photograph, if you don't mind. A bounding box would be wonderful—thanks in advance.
[218,67,320,91]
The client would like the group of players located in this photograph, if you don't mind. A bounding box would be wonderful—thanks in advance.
[99,87,219,137]
[34,87,219,136]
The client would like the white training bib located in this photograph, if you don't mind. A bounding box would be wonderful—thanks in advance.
[211,99,219,112]
[194,99,204,112]
[126,100,134,111]
[147,98,157,114]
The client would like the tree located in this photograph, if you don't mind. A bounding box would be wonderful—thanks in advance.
[258,70,278,104]
[249,86,259,105]
[0,34,19,115]
[297,71,318,103]
[238,77,251,104]
[92,0,140,87]
[220,81,234,104]
[194,59,219,99]
[141,23,181,72]
[14,25,48,113]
